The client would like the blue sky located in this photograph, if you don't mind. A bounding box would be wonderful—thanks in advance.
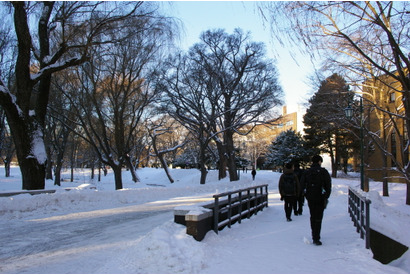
[163,1,315,112]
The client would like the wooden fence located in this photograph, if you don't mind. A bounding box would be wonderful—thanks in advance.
[213,184,269,233]
[348,186,371,249]
[174,184,268,241]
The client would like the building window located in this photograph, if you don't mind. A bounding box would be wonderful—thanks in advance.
[390,92,396,103]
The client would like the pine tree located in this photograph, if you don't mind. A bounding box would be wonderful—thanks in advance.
[303,73,354,177]
[264,129,311,169]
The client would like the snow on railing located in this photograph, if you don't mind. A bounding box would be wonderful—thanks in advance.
[213,184,268,234]
[348,186,371,249]
[174,184,268,241]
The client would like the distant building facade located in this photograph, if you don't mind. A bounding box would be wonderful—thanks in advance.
[235,105,305,169]
[362,72,408,183]
[269,105,305,140]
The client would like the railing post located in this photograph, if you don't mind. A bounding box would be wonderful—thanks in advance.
[265,185,268,207]
[356,196,360,232]
[228,194,232,228]
[360,200,365,238]
[365,199,371,249]
[247,189,251,218]
[238,191,243,224]
[253,187,258,215]
[213,196,219,234]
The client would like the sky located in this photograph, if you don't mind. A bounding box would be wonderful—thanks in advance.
[162,1,315,113]
[0,167,409,273]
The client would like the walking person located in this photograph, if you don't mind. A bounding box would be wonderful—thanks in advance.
[300,155,332,245]
[278,163,300,222]
[293,162,305,215]
[251,168,256,180]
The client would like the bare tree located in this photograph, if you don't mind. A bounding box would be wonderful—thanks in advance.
[146,116,187,183]
[261,1,410,204]
[46,73,79,186]
[156,52,217,184]
[62,12,175,189]
[160,29,283,183]
[197,29,283,181]
[0,1,153,190]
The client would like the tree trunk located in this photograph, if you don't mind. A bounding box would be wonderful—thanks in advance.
[98,165,101,182]
[343,157,348,174]
[45,133,53,180]
[225,131,238,181]
[45,145,53,180]
[70,166,74,182]
[162,163,174,184]
[112,165,123,190]
[199,142,208,184]
[328,136,337,178]
[4,161,10,177]
[10,121,47,190]
[91,164,95,180]
[54,163,62,186]
[53,145,66,186]
[5,111,47,190]
[158,153,174,183]
[19,158,46,190]
[215,140,227,180]
[124,155,140,183]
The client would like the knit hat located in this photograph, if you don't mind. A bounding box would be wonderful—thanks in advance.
[312,155,323,163]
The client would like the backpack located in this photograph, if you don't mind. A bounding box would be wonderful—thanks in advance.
[304,168,325,201]
[282,173,296,196]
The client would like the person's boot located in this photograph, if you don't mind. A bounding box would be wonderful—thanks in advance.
[313,240,322,246]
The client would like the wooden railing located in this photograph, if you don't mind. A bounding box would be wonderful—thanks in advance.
[348,186,371,249]
[213,184,268,234]
[174,184,269,241]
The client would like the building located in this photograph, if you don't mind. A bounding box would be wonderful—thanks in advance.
[362,72,408,183]
[235,105,305,169]
[269,105,305,139]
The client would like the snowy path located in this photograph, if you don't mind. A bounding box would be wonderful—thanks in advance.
[200,189,386,274]
[0,196,210,273]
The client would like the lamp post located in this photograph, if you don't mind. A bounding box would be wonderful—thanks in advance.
[345,97,365,191]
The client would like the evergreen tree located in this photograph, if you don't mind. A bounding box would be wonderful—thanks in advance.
[303,73,353,177]
[264,129,311,169]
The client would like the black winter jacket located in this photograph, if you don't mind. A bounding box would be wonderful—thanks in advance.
[300,163,331,202]
[278,167,301,197]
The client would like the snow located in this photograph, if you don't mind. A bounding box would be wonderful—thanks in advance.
[0,84,24,117]
[31,55,82,81]
[28,128,47,165]
[0,166,409,273]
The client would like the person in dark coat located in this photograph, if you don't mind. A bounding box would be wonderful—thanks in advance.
[278,163,300,222]
[300,155,332,245]
[293,163,305,215]
[251,168,256,180]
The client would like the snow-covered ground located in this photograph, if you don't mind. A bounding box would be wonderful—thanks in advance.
[0,166,409,273]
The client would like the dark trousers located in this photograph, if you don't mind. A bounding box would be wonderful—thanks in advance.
[307,199,325,241]
[284,196,296,219]
[293,195,304,214]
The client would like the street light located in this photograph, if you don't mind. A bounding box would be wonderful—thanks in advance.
[345,97,365,191]
[344,103,354,119]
